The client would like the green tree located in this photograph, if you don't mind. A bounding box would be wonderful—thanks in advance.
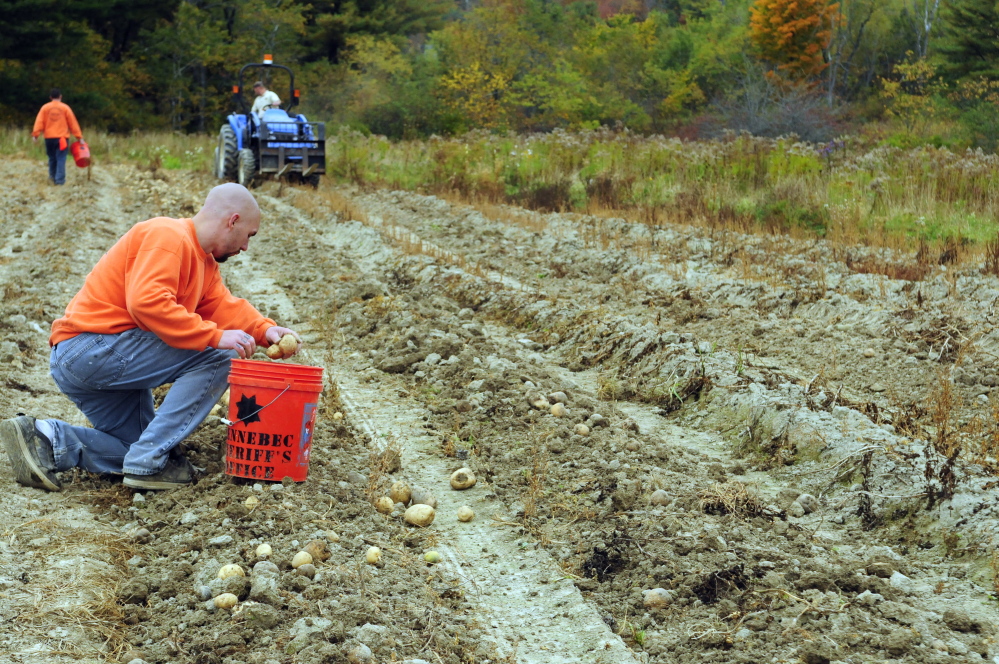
[937,0,999,79]
[301,0,453,63]
[141,1,230,131]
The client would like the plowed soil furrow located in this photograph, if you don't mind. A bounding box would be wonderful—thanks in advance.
[1,158,999,664]
[272,184,999,663]
[236,191,643,663]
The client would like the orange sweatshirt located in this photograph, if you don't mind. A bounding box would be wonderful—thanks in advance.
[50,217,276,350]
[32,100,83,140]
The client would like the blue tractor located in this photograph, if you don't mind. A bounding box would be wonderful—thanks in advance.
[213,55,326,187]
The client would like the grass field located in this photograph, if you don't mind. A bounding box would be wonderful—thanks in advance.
[5,125,999,260]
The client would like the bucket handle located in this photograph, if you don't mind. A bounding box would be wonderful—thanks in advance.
[220,384,291,426]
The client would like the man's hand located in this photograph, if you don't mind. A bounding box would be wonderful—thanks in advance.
[217,329,257,358]
[32,136,38,144]
[265,326,302,358]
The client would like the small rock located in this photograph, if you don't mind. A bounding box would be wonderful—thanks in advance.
[208,535,234,546]
[649,489,669,506]
[795,493,819,514]
[179,512,199,525]
[619,418,639,432]
[122,649,145,664]
[642,588,673,609]
[862,348,876,358]
[855,590,883,606]
[588,414,609,428]
[888,571,913,594]
[253,561,280,576]
[454,400,473,413]
[625,440,640,452]
[527,393,550,410]
[787,502,805,518]
[347,643,373,664]
[347,471,367,485]
[132,493,146,504]
[869,383,887,393]
[942,608,979,633]
[132,528,152,544]
[548,391,568,404]
[573,423,590,436]
[239,601,281,629]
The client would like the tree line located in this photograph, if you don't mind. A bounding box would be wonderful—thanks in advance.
[1,0,996,146]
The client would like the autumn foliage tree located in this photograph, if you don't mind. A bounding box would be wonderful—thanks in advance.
[750,0,838,82]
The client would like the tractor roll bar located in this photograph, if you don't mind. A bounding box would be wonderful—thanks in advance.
[233,58,300,114]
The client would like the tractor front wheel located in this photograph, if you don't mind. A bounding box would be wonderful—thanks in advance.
[237,149,256,187]
[216,126,238,180]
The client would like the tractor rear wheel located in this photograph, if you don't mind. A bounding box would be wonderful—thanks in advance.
[237,148,256,187]
[216,126,237,180]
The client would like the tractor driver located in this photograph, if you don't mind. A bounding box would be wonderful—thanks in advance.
[251,81,281,118]
[0,183,302,492]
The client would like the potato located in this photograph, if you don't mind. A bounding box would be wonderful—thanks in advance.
[389,481,412,505]
[424,551,441,564]
[365,546,382,565]
[291,551,313,569]
[450,467,476,490]
[404,504,436,527]
[374,496,394,514]
[213,593,238,609]
[550,403,567,417]
[457,506,475,522]
[265,344,283,359]
[244,495,259,509]
[278,333,298,355]
[255,543,272,558]
[217,564,245,579]
[573,423,590,436]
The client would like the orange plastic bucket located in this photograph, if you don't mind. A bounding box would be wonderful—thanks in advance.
[224,359,323,482]
[70,141,90,168]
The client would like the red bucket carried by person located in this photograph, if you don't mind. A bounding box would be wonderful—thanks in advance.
[224,359,323,482]
[70,141,90,168]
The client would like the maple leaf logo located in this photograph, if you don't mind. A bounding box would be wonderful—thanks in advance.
[235,394,262,425]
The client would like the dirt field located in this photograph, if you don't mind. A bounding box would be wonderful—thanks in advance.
[2,157,999,664]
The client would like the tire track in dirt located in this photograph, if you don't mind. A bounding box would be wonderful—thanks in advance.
[234,191,644,664]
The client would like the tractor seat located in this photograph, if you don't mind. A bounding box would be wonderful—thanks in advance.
[262,108,293,122]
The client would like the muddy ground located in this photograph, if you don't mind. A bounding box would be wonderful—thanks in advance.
[2,157,999,664]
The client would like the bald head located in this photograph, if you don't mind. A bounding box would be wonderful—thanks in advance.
[200,183,260,223]
[192,183,261,263]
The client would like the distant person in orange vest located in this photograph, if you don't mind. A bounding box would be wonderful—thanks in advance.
[31,88,83,186]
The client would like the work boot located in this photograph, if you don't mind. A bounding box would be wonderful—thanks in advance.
[123,449,194,491]
[0,416,61,491]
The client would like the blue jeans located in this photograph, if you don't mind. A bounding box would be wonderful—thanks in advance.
[44,329,235,475]
[45,138,68,185]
